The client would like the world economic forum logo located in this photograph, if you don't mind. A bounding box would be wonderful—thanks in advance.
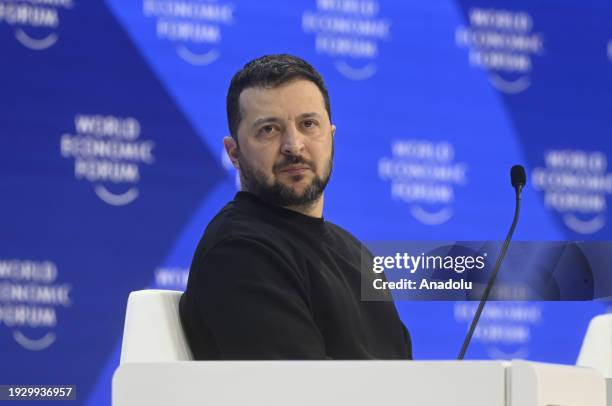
[533,149,611,234]
[0,0,73,50]
[60,114,156,207]
[302,0,391,80]
[455,302,541,360]
[142,0,234,66]
[0,259,72,351]
[378,139,468,226]
[455,8,544,94]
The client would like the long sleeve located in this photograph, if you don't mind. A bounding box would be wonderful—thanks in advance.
[180,237,329,360]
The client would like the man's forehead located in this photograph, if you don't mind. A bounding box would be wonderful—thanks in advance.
[238,80,327,120]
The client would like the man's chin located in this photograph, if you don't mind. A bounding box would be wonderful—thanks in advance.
[278,176,308,188]
[278,186,311,200]
[275,181,322,206]
[240,167,326,207]
[276,173,313,188]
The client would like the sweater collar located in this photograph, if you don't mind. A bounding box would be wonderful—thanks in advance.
[234,191,326,227]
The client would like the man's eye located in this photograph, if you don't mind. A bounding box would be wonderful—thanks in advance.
[259,125,276,136]
[303,120,317,128]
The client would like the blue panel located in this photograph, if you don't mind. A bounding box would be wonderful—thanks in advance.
[0,0,610,403]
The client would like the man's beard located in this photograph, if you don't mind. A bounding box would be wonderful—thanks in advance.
[238,147,333,208]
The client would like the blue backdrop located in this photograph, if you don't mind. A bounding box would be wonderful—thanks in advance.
[1,0,610,404]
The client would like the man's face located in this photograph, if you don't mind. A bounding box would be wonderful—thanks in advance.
[227,79,335,207]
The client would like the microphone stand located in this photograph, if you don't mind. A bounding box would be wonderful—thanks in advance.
[457,176,524,360]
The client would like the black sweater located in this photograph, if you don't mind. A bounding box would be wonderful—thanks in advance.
[179,192,412,360]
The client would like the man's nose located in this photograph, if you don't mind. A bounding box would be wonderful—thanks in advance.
[280,124,305,156]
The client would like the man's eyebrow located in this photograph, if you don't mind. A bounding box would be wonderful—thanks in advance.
[252,113,323,128]
[252,117,281,128]
[299,112,322,120]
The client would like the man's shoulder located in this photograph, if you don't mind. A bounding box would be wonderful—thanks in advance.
[193,199,287,262]
[187,202,307,291]
[203,199,268,241]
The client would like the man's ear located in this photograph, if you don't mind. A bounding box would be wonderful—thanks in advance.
[223,136,240,170]
[331,124,336,138]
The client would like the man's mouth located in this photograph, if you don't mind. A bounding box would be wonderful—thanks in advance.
[279,165,311,175]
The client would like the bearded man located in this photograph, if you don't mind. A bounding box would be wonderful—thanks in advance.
[179,54,412,360]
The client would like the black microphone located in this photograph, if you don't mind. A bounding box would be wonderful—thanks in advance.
[511,164,526,195]
[457,165,526,360]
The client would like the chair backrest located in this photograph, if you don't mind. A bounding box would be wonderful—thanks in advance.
[576,313,612,378]
[120,290,193,363]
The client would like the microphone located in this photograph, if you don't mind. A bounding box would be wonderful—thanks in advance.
[457,165,526,360]
[511,164,526,195]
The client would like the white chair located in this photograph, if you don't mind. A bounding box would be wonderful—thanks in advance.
[119,289,192,363]
[577,313,612,379]
[114,292,608,405]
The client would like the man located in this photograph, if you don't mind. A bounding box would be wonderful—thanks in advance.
[179,54,412,360]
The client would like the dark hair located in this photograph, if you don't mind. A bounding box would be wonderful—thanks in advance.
[226,54,331,140]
